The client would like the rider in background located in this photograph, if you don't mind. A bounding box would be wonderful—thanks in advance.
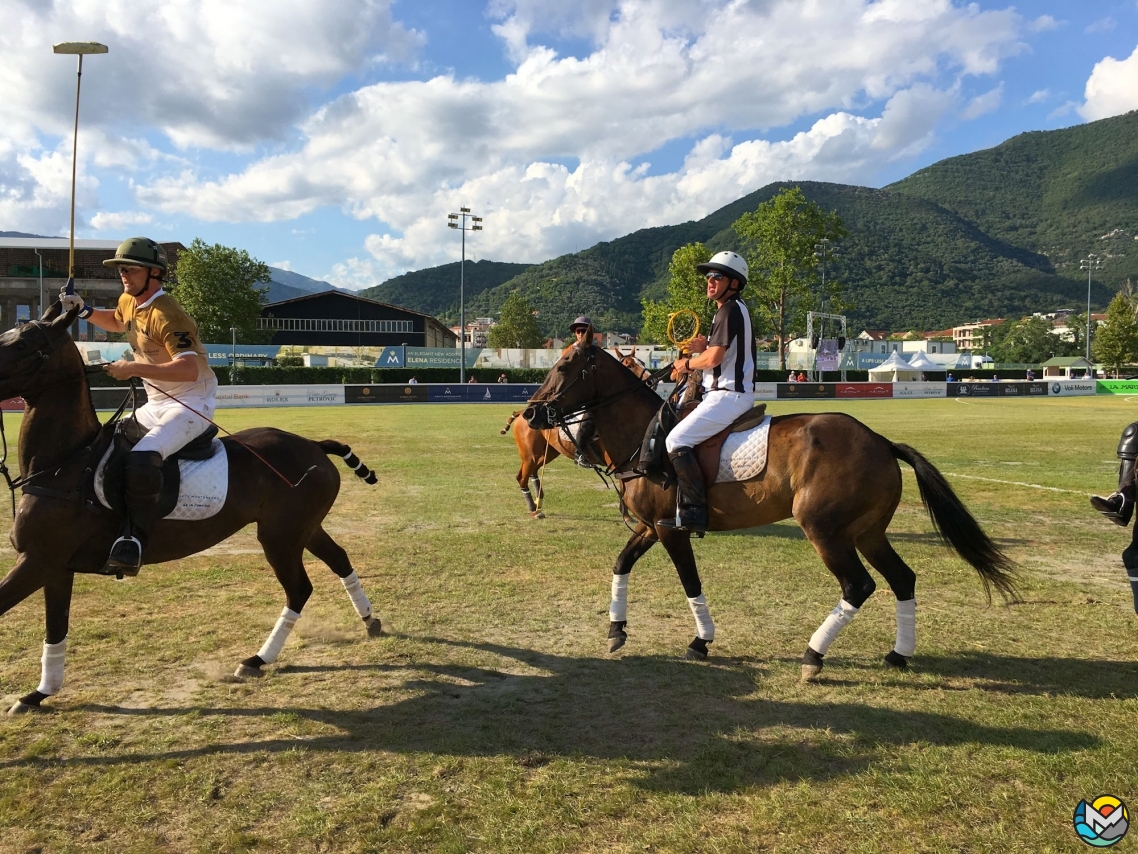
[61,237,218,573]
[661,251,756,533]
[568,316,600,466]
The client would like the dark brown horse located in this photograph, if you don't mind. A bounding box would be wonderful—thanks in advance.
[502,350,650,518]
[525,342,1016,679]
[0,305,381,714]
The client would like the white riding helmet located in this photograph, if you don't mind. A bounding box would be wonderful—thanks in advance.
[697,251,748,289]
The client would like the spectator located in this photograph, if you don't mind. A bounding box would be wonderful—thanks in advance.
[797,372,807,383]
[497,373,508,383]
[407,376,418,384]
[468,375,477,383]
[946,373,955,382]
[1026,368,1035,381]
[787,371,797,383]
[991,374,999,382]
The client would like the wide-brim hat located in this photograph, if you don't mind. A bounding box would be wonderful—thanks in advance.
[569,316,594,332]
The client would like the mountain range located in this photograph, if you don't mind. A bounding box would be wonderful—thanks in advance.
[360,110,1138,336]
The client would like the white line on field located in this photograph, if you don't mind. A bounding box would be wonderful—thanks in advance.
[903,469,1083,494]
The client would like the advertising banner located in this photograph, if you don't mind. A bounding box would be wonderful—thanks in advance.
[215,385,344,408]
[428,384,511,402]
[1096,380,1138,395]
[345,384,429,403]
[1049,379,1097,397]
[89,387,146,411]
[893,382,947,399]
[507,384,541,402]
[816,339,840,371]
[375,347,481,369]
[948,382,998,397]
[835,383,893,399]
[777,382,836,399]
[1,397,25,411]
[753,382,778,400]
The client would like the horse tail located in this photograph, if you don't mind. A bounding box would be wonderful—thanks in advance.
[890,442,1018,603]
[318,440,378,485]
[501,410,522,434]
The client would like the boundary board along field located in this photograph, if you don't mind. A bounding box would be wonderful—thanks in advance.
[0,397,1136,853]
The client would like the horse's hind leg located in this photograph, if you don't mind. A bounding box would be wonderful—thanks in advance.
[235,528,315,679]
[857,529,917,670]
[307,526,383,637]
[799,533,877,682]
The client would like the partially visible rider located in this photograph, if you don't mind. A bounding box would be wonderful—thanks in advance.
[1091,421,1138,615]
[659,250,756,534]
[568,316,599,466]
[61,237,218,573]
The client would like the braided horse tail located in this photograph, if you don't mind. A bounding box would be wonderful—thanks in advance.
[318,440,378,484]
[500,410,524,435]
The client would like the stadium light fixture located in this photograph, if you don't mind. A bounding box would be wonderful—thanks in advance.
[447,207,483,383]
[1080,253,1103,362]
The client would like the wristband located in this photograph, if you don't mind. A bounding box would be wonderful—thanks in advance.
[77,305,94,319]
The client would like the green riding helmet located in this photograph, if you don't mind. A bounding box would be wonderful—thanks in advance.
[102,237,168,274]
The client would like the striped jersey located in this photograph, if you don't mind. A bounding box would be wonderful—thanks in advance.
[703,296,756,394]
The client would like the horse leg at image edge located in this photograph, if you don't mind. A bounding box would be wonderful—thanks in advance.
[1122,535,1138,615]
[658,530,714,660]
[607,525,656,653]
[7,571,74,715]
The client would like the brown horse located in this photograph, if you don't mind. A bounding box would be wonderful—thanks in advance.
[0,305,382,714]
[524,342,1016,679]
[502,350,651,518]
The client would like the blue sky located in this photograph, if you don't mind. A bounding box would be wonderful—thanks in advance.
[2,0,1137,289]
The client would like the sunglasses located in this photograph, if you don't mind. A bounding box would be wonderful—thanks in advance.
[706,271,727,282]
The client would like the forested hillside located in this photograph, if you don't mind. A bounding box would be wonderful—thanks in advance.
[366,112,1137,336]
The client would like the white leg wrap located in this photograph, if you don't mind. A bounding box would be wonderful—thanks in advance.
[808,599,859,656]
[36,638,67,696]
[257,608,300,664]
[610,574,629,622]
[687,594,715,641]
[340,571,372,620]
[894,598,916,657]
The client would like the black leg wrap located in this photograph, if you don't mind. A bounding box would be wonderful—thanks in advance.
[803,647,824,668]
[1128,569,1138,616]
[685,636,711,660]
[18,690,48,708]
[884,650,910,669]
[607,620,627,639]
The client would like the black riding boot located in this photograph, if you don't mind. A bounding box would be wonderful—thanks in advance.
[1091,422,1138,526]
[574,413,597,466]
[657,447,708,533]
[107,451,164,576]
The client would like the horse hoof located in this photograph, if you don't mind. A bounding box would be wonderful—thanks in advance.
[7,700,43,715]
[531,510,545,519]
[234,664,265,679]
[884,650,909,670]
[608,632,627,654]
[365,616,384,637]
[801,664,823,682]
[685,637,711,661]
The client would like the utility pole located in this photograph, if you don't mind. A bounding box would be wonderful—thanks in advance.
[447,207,483,383]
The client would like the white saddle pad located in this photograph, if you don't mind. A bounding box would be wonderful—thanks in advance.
[94,440,229,521]
[715,416,772,484]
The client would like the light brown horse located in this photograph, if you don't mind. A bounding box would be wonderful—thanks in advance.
[0,305,382,713]
[524,342,1016,679]
[502,350,650,518]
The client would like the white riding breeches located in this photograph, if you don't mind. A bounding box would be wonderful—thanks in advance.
[132,397,215,459]
[665,390,756,453]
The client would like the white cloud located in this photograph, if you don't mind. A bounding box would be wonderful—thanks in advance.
[961,84,1003,120]
[1027,89,1050,104]
[89,210,153,231]
[1080,44,1138,121]
[1085,17,1117,34]
[1028,15,1060,33]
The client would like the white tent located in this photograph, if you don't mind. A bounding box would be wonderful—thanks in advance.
[906,352,943,375]
[867,351,922,382]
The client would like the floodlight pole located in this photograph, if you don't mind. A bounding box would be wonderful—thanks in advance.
[53,42,108,281]
[33,248,43,318]
[447,207,483,383]
[1080,253,1102,362]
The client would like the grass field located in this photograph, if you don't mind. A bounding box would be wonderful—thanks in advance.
[1,396,1137,853]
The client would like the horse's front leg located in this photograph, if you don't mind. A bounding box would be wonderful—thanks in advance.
[1,558,73,714]
[1123,525,1138,616]
[657,528,714,660]
[608,523,657,653]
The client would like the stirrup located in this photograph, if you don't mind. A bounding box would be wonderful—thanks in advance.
[1091,492,1133,526]
[105,535,143,577]
[657,508,708,536]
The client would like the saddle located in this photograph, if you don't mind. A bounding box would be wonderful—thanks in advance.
[99,418,220,517]
[693,403,768,485]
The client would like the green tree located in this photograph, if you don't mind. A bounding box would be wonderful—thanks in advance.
[488,292,544,348]
[168,238,271,343]
[639,242,714,344]
[733,187,846,369]
[990,316,1063,364]
[1092,294,1138,377]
